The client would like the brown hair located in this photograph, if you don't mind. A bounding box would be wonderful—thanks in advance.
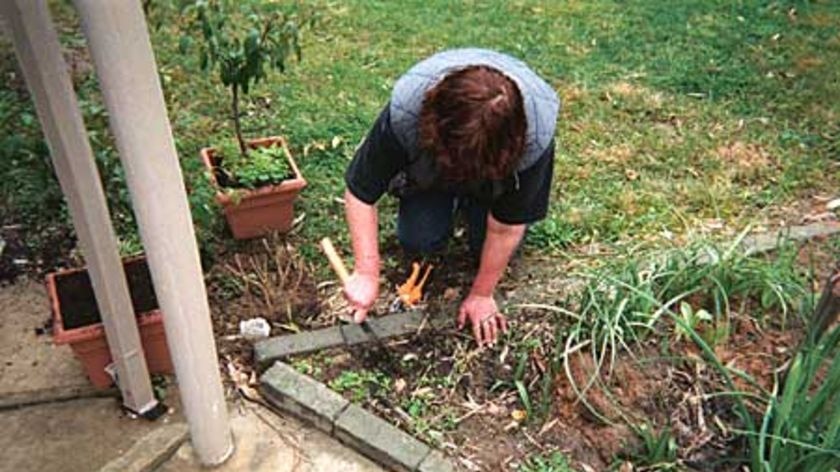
[419,66,526,182]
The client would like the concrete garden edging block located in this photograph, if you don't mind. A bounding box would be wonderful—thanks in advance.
[260,362,349,434]
[255,311,430,368]
[259,360,455,472]
[334,403,430,472]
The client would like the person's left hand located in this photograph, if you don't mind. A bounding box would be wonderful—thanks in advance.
[457,293,508,346]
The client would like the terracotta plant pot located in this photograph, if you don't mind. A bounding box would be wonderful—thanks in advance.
[201,136,307,239]
[48,256,173,389]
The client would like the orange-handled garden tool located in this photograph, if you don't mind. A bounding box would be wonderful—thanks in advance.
[390,261,433,312]
[319,237,433,314]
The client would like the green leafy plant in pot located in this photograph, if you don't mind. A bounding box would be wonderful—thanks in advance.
[182,0,311,239]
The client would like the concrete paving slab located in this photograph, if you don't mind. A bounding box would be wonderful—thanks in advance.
[0,396,170,472]
[99,422,188,472]
[0,279,90,396]
[160,403,385,472]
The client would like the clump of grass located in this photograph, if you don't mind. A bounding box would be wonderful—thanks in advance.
[670,272,840,471]
[622,424,680,471]
[519,232,809,424]
[753,326,840,471]
[566,231,808,380]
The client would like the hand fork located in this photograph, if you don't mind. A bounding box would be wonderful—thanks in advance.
[390,262,433,312]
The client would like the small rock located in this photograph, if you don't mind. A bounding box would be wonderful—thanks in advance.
[239,317,271,341]
[827,198,840,211]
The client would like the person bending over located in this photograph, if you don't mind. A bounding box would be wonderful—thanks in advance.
[343,48,560,346]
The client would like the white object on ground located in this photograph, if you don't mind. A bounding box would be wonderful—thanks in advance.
[239,318,271,341]
[826,199,840,211]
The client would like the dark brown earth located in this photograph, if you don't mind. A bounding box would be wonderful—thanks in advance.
[55,257,159,330]
[281,238,836,471]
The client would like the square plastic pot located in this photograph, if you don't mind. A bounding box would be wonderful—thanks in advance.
[48,256,173,389]
[201,136,307,239]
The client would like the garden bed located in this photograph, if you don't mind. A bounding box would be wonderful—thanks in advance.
[260,236,838,470]
[287,307,804,471]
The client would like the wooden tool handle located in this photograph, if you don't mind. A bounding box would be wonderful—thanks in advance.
[320,237,350,284]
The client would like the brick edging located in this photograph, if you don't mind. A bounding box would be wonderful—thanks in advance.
[260,362,454,472]
[254,311,444,368]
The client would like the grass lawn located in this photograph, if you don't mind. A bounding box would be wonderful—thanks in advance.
[2,0,839,262]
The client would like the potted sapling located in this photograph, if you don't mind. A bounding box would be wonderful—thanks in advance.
[182,0,310,239]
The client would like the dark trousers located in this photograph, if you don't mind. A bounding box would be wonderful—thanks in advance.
[397,192,488,255]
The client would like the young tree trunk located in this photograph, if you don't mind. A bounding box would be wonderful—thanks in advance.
[231,84,247,157]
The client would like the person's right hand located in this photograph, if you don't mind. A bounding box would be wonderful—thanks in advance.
[343,271,379,323]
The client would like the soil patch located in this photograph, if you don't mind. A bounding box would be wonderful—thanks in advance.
[282,238,836,471]
[206,237,323,372]
[293,310,805,471]
[55,257,158,330]
[0,224,77,286]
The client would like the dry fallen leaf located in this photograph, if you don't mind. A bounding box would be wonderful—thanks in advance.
[395,378,407,393]
[511,409,527,422]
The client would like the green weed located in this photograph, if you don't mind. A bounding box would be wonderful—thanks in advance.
[518,451,577,472]
[328,369,390,403]
[291,358,321,377]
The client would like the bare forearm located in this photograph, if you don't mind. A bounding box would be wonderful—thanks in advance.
[470,215,526,297]
[344,189,380,276]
